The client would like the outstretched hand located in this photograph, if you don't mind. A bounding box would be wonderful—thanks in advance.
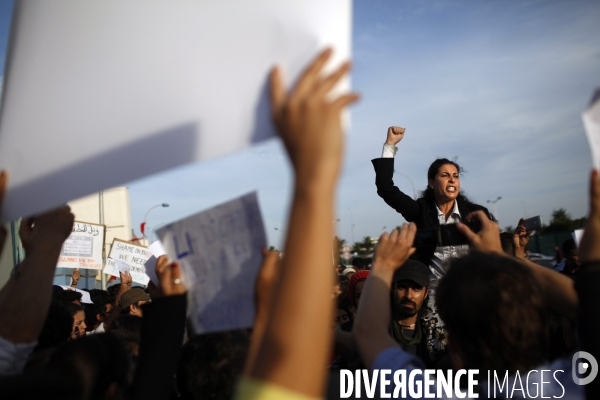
[385,126,406,146]
[119,270,132,287]
[580,170,600,263]
[71,269,81,287]
[456,211,503,254]
[513,218,532,259]
[155,255,186,297]
[19,206,74,255]
[270,48,359,178]
[372,223,417,273]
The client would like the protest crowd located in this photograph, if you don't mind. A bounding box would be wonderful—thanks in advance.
[0,49,599,400]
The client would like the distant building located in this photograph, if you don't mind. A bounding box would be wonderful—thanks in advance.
[0,187,132,290]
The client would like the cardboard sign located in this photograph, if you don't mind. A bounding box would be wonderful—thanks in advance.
[57,221,105,270]
[156,192,266,334]
[0,0,350,222]
[104,239,152,285]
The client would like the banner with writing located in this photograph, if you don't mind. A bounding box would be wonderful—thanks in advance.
[156,192,266,334]
[57,221,105,270]
[104,239,152,285]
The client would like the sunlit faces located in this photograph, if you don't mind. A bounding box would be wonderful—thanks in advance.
[392,280,429,318]
[428,164,460,204]
[71,310,87,339]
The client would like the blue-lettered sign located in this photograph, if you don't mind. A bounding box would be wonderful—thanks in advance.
[156,192,266,334]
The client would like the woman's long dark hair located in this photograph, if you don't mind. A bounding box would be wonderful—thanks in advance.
[419,158,475,206]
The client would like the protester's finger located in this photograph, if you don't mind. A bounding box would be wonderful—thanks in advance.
[456,221,478,243]
[389,226,400,243]
[330,92,360,111]
[313,60,351,99]
[292,48,332,99]
[405,222,417,244]
[396,223,410,244]
[378,231,389,246]
[390,126,406,135]
[155,255,170,277]
[269,66,285,119]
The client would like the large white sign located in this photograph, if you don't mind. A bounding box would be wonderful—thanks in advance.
[156,192,266,334]
[0,0,350,222]
[57,221,105,270]
[104,239,152,285]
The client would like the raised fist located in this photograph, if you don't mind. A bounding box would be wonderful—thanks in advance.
[385,126,406,146]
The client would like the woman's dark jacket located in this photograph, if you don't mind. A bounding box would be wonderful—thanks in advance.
[372,157,493,266]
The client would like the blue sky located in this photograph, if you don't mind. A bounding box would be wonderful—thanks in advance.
[1,0,599,249]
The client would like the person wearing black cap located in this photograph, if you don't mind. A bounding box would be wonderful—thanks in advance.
[389,259,448,367]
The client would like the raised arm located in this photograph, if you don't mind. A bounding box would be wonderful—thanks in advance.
[457,211,578,320]
[576,170,600,399]
[353,224,417,369]
[372,126,420,221]
[242,48,359,397]
[0,205,74,346]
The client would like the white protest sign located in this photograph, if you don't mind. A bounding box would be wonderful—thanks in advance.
[113,259,131,274]
[0,0,351,222]
[57,221,105,270]
[144,241,167,287]
[156,192,266,334]
[104,239,152,285]
[583,89,600,170]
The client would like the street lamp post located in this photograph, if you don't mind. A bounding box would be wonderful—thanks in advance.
[141,203,169,239]
[486,196,502,222]
[347,208,355,245]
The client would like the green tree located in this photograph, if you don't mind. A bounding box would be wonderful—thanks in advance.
[335,236,346,252]
[541,208,586,233]
[352,236,376,256]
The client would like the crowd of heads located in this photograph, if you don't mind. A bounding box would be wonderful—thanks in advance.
[0,48,597,400]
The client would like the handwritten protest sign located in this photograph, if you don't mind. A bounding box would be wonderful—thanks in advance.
[104,239,152,285]
[156,192,266,334]
[57,221,105,270]
[0,0,350,222]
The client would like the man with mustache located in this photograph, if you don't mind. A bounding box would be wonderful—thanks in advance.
[389,259,447,367]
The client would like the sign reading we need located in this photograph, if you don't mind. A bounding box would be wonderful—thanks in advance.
[104,239,152,285]
[156,192,266,334]
[57,221,105,270]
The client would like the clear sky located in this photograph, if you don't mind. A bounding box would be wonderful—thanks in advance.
[1,1,599,250]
